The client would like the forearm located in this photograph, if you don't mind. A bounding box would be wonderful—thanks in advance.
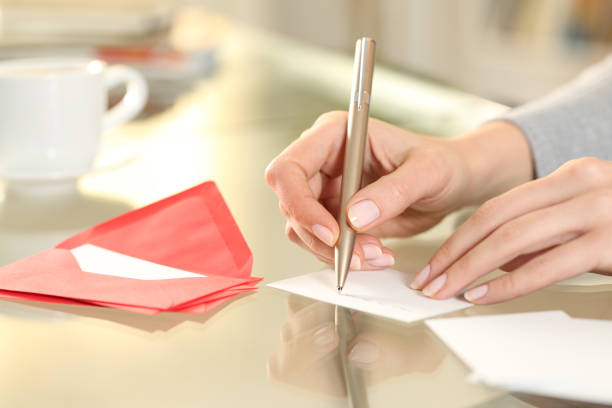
[444,54,612,205]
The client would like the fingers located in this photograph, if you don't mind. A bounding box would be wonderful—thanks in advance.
[463,231,601,304]
[271,300,342,393]
[286,295,319,315]
[346,148,451,233]
[266,112,349,247]
[423,196,590,299]
[286,222,336,263]
[285,222,395,270]
[499,248,554,272]
[267,321,341,388]
[281,301,336,341]
[422,158,612,283]
[363,247,395,270]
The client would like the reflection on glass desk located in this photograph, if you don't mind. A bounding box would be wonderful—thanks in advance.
[0,23,609,408]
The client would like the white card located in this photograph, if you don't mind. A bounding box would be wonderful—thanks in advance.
[268,269,471,324]
[426,311,612,405]
[71,244,205,280]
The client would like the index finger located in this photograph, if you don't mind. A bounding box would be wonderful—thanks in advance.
[265,111,349,245]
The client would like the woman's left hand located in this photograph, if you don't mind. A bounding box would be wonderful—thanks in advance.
[411,157,612,304]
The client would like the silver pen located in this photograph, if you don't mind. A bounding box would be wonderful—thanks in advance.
[336,37,376,293]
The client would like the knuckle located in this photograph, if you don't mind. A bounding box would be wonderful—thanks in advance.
[432,242,454,268]
[284,223,295,240]
[498,273,525,297]
[298,128,312,140]
[471,199,498,228]
[302,232,315,250]
[562,157,609,186]
[455,253,476,274]
[264,159,283,188]
[386,176,407,204]
[493,222,520,243]
[264,163,276,187]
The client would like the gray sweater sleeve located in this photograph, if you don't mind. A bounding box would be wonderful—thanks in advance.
[499,55,612,177]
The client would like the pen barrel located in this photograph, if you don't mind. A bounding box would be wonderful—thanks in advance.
[336,37,376,289]
[335,102,370,287]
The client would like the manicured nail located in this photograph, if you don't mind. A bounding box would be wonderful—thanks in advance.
[362,244,382,260]
[349,340,379,364]
[350,254,361,270]
[464,284,488,302]
[368,254,394,267]
[313,326,336,346]
[312,224,334,246]
[348,200,380,228]
[410,264,430,289]
[422,273,447,297]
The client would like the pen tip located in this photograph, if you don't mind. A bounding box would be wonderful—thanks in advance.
[338,287,343,294]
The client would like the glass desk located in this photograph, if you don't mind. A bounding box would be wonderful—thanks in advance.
[0,25,610,408]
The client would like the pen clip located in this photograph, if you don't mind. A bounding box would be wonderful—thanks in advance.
[351,38,375,110]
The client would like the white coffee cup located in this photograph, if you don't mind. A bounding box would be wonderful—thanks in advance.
[0,57,148,181]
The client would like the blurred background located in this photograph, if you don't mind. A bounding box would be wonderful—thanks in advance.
[2,0,612,108]
[1,5,612,406]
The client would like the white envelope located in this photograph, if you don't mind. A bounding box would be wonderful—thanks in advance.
[426,311,612,405]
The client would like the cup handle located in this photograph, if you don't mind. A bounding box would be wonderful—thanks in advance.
[102,65,148,131]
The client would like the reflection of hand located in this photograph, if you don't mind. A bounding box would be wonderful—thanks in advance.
[267,297,344,396]
[267,296,445,396]
[265,112,532,270]
[412,157,612,304]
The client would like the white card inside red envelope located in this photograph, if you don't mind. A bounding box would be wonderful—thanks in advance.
[0,182,261,315]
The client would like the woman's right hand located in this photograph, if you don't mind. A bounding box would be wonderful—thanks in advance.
[265,111,533,270]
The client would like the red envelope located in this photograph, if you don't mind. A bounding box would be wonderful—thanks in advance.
[0,182,260,314]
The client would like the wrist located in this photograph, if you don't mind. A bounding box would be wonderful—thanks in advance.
[449,120,534,205]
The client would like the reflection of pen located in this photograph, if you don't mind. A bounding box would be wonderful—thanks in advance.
[335,305,369,408]
[336,38,376,293]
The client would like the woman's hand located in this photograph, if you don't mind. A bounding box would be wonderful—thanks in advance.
[265,112,532,270]
[412,157,612,304]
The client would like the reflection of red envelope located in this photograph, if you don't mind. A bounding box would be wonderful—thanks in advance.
[0,182,260,315]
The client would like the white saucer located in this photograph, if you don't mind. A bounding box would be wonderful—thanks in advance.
[0,139,138,184]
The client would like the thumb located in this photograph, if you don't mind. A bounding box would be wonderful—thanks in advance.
[346,151,448,232]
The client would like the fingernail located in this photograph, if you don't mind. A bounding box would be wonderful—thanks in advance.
[349,340,379,364]
[368,254,394,267]
[312,224,334,246]
[410,264,430,289]
[313,326,336,346]
[362,244,382,260]
[464,284,488,302]
[422,273,447,297]
[348,200,380,228]
[350,254,361,270]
